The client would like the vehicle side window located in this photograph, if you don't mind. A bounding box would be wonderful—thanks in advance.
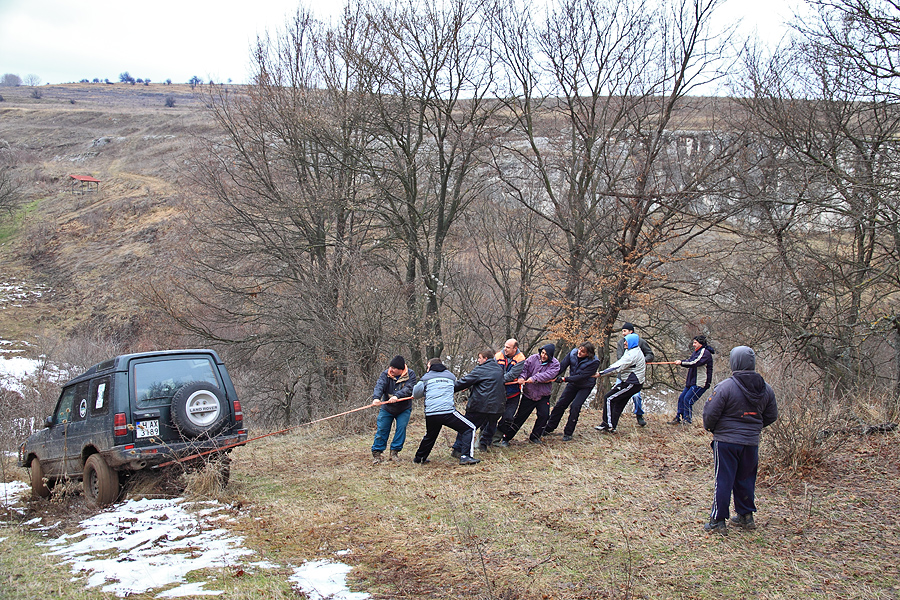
[133,357,220,408]
[90,377,111,416]
[71,381,90,422]
[55,387,77,424]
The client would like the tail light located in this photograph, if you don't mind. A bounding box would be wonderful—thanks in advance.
[233,400,243,422]
[114,413,128,436]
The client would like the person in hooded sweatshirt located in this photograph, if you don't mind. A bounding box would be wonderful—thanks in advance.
[497,344,560,446]
[412,358,480,466]
[593,333,645,433]
[702,346,778,534]
[670,335,716,425]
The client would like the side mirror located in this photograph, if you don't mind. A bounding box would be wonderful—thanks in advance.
[44,416,53,428]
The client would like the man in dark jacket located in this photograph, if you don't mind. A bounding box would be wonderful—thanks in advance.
[616,323,655,427]
[370,356,417,464]
[702,346,778,534]
[452,350,506,455]
[544,342,600,440]
[670,335,715,425]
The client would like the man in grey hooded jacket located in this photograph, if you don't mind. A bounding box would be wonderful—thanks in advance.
[702,346,778,534]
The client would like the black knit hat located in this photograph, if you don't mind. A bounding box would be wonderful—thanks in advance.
[621,322,636,332]
[389,355,406,370]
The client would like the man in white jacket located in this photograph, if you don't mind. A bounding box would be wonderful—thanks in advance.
[594,333,646,433]
[412,358,479,465]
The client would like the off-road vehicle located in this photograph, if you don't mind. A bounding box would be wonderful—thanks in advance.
[18,349,248,505]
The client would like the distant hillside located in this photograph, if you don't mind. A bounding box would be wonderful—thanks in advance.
[0,83,220,348]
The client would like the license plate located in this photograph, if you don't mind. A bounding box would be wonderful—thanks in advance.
[135,420,160,438]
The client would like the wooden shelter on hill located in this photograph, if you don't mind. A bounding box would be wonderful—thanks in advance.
[69,174,100,195]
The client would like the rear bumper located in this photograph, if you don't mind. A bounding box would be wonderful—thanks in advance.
[102,431,249,469]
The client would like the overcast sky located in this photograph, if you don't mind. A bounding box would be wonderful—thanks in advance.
[0,0,799,87]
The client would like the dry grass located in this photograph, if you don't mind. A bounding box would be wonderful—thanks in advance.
[215,407,900,600]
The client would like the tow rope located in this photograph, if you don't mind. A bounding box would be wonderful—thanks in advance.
[154,396,413,468]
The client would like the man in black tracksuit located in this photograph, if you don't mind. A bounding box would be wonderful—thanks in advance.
[451,350,507,455]
[544,342,600,440]
[702,346,778,534]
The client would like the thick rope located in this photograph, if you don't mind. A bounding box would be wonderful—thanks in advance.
[153,396,413,468]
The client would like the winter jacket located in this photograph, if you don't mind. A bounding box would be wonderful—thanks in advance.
[520,344,561,400]
[495,350,527,399]
[600,334,646,385]
[413,365,458,416]
[373,366,418,416]
[454,359,506,414]
[616,337,655,363]
[703,346,778,446]
[680,344,715,388]
[558,348,600,389]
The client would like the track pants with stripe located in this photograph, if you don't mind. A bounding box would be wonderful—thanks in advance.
[601,379,642,431]
[415,410,476,462]
[453,409,502,452]
[710,440,758,522]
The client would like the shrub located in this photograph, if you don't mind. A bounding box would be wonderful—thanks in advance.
[1,73,22,86]
[30,88,42,99]
[759,359,847,481]
[164,96,176,108]
[0,95,4,102]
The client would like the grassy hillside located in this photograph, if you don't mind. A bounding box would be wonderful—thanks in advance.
[2,412,898,599]
[0,83,216,347]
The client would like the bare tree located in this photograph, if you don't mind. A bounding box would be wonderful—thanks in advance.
[492,0,738,360]
[357,0,503,369]
[23,74,41,87]
[720,13,900,395]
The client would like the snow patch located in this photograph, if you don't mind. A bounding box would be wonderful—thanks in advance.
[289,560,370,600]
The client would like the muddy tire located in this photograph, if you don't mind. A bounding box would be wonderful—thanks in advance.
[84,454,119,506]
[30,457,51,499]
[171,381,227,438]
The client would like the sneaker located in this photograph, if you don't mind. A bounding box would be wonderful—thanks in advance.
[544,428,557,435]
[562,435,573,441]
[478,443,489,452]
[594,424,609,432]
[372,451,383,465]
[390,449,402,462]
[730,513,756,529]
[529,437,543,444]
[497,440,510,448]
[459,455,480,466]
[450,449,462,459]
[413,456,431,464]
[636,415,647,427]
[704,520,728,535]
[668,417,681,425]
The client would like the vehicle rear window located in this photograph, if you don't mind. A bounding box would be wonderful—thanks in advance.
[133,357,220,408]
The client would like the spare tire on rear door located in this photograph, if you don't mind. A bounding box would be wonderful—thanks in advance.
[171,381,227,438]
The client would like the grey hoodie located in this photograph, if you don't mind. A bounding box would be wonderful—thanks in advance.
[702,346,778,445]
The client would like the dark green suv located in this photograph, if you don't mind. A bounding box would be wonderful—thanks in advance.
[18,349,248,505]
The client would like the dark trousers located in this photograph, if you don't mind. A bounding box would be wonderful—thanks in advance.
[601,381,643,431]
[546,384,595,436]
[415,411,476,462]
[710,441,759,522]
[453,410,501,451]
[485,394,520,444]
[502,395,550,442]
